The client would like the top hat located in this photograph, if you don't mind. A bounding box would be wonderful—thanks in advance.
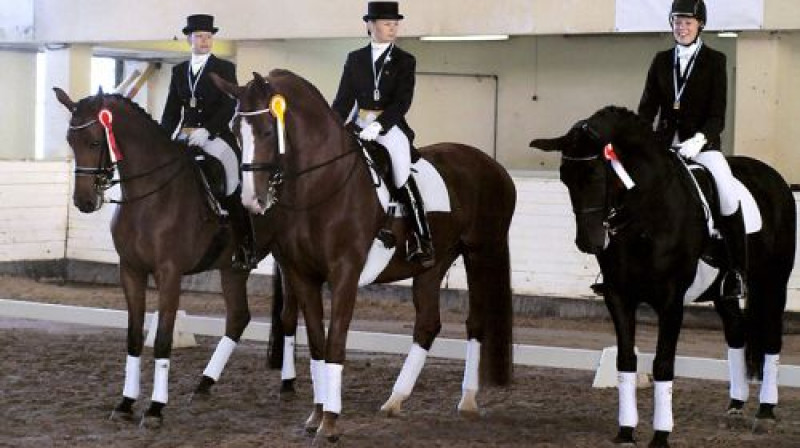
[182,14,219,35]
[363,2,404,22]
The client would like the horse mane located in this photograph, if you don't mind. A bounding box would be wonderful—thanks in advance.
[74,93,173,140]
[266,69,340,122]
[590,105,659,153]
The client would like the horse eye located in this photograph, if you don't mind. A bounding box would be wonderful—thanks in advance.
[90,140,102,148]
[261,130,273,138]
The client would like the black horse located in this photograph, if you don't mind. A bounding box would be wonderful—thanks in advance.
[531,106,795,448]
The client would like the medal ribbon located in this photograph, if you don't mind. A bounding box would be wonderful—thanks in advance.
[98,109,123,162]
[187,60,207,107]
[672,41,702,109]
[371,43,394,102]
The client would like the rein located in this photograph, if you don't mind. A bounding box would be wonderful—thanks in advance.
[238,107,362,211]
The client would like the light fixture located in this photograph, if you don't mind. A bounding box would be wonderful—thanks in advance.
[420,34,509,42]
[717,31,738,38]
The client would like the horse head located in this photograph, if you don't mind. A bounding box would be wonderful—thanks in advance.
[54,87,115,213]
[531,107,647,254]
[212,69,341,215]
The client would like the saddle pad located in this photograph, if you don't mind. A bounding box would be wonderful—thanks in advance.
[687,165,762,235]
[734,178,762,234]
[358,156,451,286]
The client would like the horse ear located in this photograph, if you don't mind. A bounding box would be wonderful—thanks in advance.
[97,86,104,96]
[252,71,267,85]
[210,72,243,98]
[530,136,566,153]
[52,87,76,112]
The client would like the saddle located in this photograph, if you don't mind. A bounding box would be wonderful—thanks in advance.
[685,162,727,270]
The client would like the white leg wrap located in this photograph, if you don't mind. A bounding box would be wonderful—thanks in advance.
[392,343,428,396]
[122,355,141,399]
[462,339,481,392]
[618,371,638,428]
[281,336,296,381]
[728,348,749,402]
[202,336,237,382]
[694,151,738,216]
[653,381,674,432]
[151,358,170,404]
[324,363,344,415]
[759,354,780,404]
[310,359,326,405]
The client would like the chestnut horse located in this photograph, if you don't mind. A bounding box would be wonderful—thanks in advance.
[53,88,277,427]
[213,69,516,442]
[532,106,795,447]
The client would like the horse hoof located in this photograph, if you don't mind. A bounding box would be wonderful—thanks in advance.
[612,426,636,446]
[280,379,296,400]
[457,389,480,418]
[648,430,670,448]
[722,407,747,429]
[139,414,163,430]
[752,417,777,434]
[304,404,324,434]
[109,408,134,422]
[313,412,340,445]
[109,397,135,422]
[379,392,406,417]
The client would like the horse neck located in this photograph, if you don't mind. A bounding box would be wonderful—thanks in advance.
[624,144,699,218]
[110,104,188,197]
[283,114,365,202]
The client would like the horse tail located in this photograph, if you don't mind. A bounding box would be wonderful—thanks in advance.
[464,242,514,386]
[267,262,285,370]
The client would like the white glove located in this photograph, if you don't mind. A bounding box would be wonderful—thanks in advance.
[188,128,210,147]
[359,122,382,141]
[677,132,706,159]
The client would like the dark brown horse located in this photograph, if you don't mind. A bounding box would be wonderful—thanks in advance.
[52,88,276,427]
[213,69,516,442]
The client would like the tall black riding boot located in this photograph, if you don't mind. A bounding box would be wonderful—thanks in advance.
[225,195,259,271]
[398,178,435,268]
[718,206,748,300]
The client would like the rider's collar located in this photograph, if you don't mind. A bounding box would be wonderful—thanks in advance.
[370,41,392,62]
[676,38,702,56]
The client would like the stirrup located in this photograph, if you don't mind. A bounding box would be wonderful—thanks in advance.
[721,270,746,301]
[232,246,259,271]
[407,236,435,268]
[590,282,607,296]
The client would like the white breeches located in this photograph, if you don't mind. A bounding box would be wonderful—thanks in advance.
[202,137,241,196]
[693,151,739,216]
[356,116,411,188]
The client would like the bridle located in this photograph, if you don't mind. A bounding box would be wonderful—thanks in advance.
[562,120,634,237]
[67,108,188,205]
[236,103,361,211]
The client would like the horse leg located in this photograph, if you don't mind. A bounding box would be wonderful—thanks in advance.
[273,264,300,398]
[140,268,182,428]
[749,281,786,434]
[649,302,685,448]
[109,263,148,422]
[458,243,514,417]
[192,268,252,399]
[380,268,442,417]
[282,271,325,434]
[713,298,749,426]
[604,295,638,446]
[315,273,360,444]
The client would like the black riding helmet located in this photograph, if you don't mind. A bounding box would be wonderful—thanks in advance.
[670,0,707,28]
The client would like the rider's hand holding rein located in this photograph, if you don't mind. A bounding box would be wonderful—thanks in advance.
[359,122,383,141]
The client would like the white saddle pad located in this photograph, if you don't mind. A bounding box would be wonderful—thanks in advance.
[357,156,451,286]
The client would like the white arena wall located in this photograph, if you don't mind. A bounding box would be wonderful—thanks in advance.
[3,160,800,311]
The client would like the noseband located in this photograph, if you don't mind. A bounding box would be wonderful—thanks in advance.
[68,118,116,191]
